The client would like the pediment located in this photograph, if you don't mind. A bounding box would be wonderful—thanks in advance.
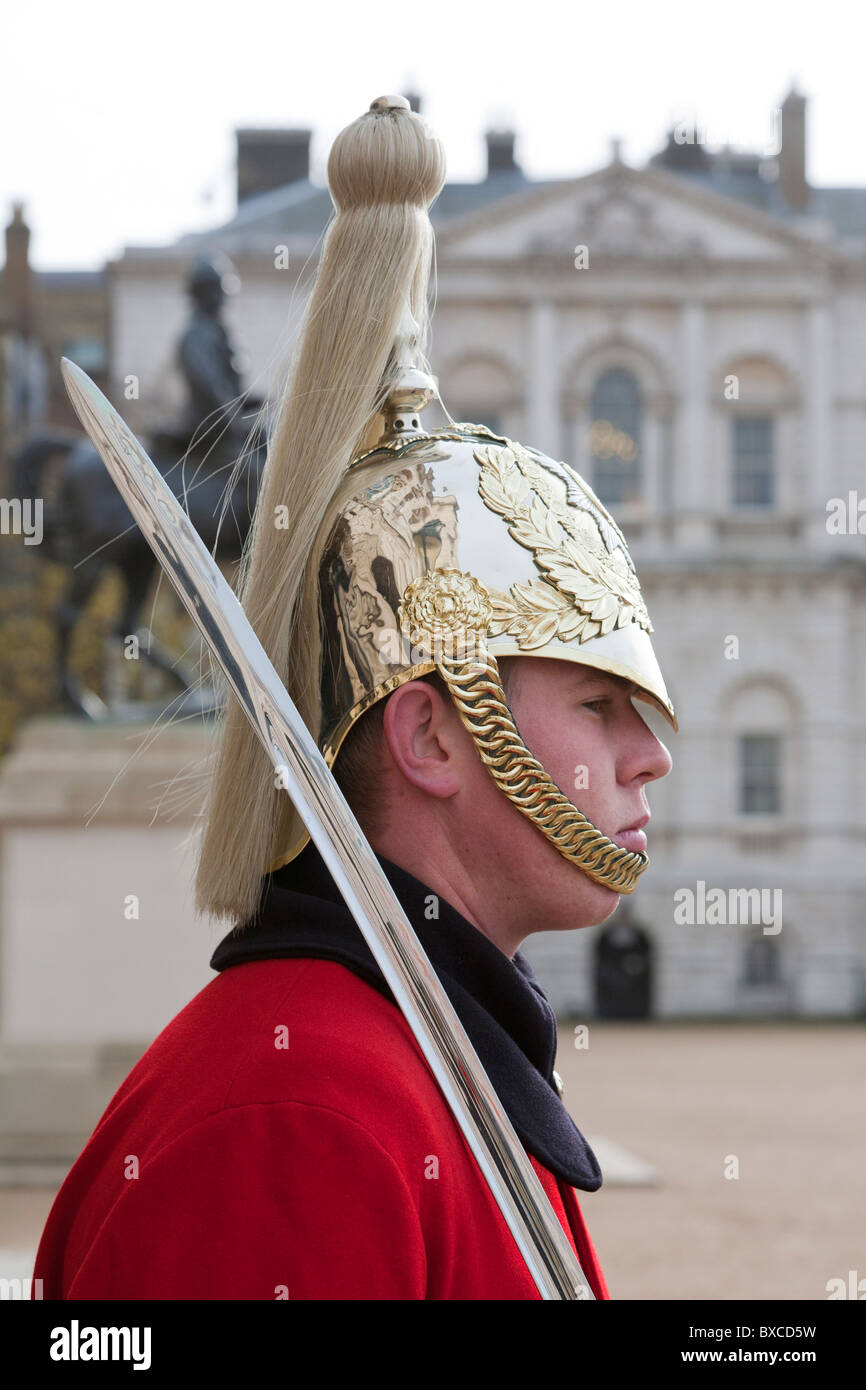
[437,163,827,263]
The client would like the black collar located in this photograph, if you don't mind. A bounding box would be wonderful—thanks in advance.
[210,842,602,1192]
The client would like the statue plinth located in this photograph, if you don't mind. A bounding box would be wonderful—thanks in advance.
[0,715,220,1184]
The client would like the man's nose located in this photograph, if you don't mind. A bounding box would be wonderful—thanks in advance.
[644,733,673,782]
[626,703,674,783]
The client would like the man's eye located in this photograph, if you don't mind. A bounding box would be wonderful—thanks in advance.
[582,698,608,713]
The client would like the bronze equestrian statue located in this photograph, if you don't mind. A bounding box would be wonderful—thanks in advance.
[11,255,267,717]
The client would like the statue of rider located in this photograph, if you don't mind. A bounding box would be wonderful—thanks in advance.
[176,254,247,452]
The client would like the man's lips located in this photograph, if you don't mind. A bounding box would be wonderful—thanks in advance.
[613,813,650,854]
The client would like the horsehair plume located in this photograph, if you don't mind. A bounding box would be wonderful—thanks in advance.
[195,99,447,924]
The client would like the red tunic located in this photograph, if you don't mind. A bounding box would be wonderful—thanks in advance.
[34,958,609,1300]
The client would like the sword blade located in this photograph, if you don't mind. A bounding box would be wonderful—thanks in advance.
[60,357,594,1301]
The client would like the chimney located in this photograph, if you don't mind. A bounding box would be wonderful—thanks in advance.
[650,125,711,173]
[778,88,808,211]
[485,129,520,177]
[236,129,311,206]
[4,203,35,335]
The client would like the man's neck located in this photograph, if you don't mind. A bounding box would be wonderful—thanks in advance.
[369,830,524,960]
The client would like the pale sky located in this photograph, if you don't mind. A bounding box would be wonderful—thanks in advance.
[4,0,862,270]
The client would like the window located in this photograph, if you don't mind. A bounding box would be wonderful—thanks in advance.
[732,416,774,506]
[742,933,781,986]
[590,368,641,505]
[739,734,780,814]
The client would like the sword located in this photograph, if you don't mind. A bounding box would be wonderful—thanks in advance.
[60,358,595,1301]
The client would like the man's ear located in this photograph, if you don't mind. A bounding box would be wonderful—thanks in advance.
[381,680,464,800]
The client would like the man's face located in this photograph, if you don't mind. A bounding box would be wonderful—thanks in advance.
[375,653,674,954]
[452,655,673,944]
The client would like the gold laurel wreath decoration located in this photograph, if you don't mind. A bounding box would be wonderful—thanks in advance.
[475,441,652,650]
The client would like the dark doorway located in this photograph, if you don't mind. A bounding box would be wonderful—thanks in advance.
[594,918,653,1019]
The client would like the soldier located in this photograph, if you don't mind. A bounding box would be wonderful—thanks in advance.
[34,95,676,1300]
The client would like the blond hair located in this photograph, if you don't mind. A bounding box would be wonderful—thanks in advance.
[194,102,446,923]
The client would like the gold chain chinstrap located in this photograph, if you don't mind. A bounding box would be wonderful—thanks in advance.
[435,647,648,894]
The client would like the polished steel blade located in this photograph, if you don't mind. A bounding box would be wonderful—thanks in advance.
[60,357,594,1301]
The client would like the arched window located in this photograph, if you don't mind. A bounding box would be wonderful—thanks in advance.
[590,368,641,505]
[593,918,653,1019]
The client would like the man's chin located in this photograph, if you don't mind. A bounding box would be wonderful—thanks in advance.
[591,886,622,926]
[540,872,621,932]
